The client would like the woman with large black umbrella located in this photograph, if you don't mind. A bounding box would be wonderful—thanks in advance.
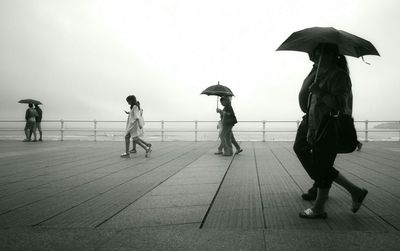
[277,27,379,219]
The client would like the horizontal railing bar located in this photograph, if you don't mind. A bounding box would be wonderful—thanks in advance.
[1,119,399,142]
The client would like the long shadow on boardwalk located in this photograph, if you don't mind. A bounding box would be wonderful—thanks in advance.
[0,140,399,250]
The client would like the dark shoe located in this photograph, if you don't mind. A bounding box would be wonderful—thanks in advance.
[357,142,363,151]
[129,149,137,153]
[301,187,317,201]
[38,139,43,141]
[299,208,327,219]
[214,151,223,155]
[222,153,233,156]
[23,139,30,142]
[235,149,243,155]
[351,188,368,213]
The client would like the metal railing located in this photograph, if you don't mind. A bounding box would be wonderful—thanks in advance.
[0,119,399,142]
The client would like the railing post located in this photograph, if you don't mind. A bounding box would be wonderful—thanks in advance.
[262,120,266,142]
[161,120,165,142]
[60,119,64,141]
[365,120,369,142]
[94,120,97,142]
[195,120,198,142]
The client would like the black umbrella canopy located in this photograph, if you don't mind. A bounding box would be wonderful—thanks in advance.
[18,99,42,105]
[201,82,234,97]
[277,27,380,58]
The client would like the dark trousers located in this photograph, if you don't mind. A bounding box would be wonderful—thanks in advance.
[293,116,339,189]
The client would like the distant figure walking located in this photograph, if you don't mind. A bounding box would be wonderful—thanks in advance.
[215,109,242,155]
[121,95,151,158]
[34,104,43,141]
[293,43,368,219]
[23,104,38,142]
[216,96,238,156]
[129,101,152,154]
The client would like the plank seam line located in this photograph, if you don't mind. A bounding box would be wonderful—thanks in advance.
[253,142,267,229]
[199,154,236,229]
[30,143,206,227]
[0,143,189,215]
[94,142,211,228]
[268,143,333,230]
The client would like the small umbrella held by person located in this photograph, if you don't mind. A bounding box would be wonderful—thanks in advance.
[201,82,242,156]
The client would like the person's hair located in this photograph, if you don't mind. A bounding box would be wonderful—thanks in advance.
[136,101,141,110]
[126,95,137,109]
[220,96,231,104]
[28,103,33,108]
[316,43,349,74]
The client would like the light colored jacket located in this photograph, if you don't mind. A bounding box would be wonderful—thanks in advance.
[125,105,142,137]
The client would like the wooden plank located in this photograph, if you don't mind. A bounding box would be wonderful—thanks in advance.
[0,142,207,227]
[202,142,265,228]
[0,141,399,232]
[35,142,217,228]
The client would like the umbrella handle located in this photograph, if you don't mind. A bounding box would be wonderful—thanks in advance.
[314,53,322,83]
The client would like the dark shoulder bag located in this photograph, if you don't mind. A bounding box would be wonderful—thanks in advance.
[314,111,358,153]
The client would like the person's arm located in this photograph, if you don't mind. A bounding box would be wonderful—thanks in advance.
[310,71,350,111]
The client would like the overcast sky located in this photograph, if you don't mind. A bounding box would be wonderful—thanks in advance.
[1,0,399,121]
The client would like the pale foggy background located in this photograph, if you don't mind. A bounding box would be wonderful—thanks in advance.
[0,0,399,122]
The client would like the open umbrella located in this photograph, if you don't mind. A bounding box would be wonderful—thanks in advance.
[277,27,380,82]
[18,99,42,105]
[201,81,234,108]
[276,27,380,58]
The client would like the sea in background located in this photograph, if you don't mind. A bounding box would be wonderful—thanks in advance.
[0,120,399,142]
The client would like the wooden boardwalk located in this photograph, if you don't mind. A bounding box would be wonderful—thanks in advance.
[1,140,400,249]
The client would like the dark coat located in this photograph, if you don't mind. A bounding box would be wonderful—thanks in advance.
[307,67,353,143]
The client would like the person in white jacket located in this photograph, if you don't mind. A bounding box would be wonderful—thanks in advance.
[129,100,152,154]
[121,95,151,158]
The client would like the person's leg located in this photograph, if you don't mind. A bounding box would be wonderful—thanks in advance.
[28,122,33,140]
[300,148,337,219]
[133,137,151,157]
[37,122,43,141]
[121,134,131,157]
[222,125,233,156]
[334,172,368,213]
[138,138,152,155]
[24,122,30,141]
[215,140,223,154]
[130,141,137,153]
[138,138,151,148]
[310,148,337,209]
[293,117,317,200]
[31,122,37,141]
[231,133,242,154]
